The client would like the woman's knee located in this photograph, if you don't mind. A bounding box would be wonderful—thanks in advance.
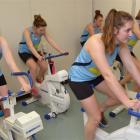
[0,85,8,96]
[26,59,38,71]
[108,96,120,105]
[28,63,38,72]
[40,64,47,72]
[87,112,102,126]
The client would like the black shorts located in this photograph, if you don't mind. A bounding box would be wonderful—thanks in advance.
[18,52,38,63]
[68,75,104,100]
[0,74,7,86]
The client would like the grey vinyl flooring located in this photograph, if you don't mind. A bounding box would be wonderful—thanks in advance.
[15,85,131,140]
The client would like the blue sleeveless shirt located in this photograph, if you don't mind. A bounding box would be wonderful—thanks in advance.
[19,27,42,54]
[69,45,119,82]
[80,23,101,44]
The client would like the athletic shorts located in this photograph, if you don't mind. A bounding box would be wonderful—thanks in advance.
[18,52,38,63]
[68,75,104,100]
[0,74,7,86]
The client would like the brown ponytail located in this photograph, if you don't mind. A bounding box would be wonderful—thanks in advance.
[102,9,133,54]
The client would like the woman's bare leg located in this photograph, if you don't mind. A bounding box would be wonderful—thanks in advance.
[80,95,101,140]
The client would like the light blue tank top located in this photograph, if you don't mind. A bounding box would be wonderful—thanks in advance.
[69,45,119,82]
[80,23,101,43]
[19,27,42,54]
[0,49,3,76]
[127,33,138,51]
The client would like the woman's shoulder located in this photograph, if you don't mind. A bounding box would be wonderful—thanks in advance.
[0,36,8,48]
[132,20,140,37]
[133,20,139,30]
[0,36,6,43]
[86,33,103,49]
[90,33,102,41]
[134,19,139,24]
[23,27,33,35]
[86,22,94,29]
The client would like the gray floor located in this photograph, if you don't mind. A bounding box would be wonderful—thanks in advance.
[15,85,131,140]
